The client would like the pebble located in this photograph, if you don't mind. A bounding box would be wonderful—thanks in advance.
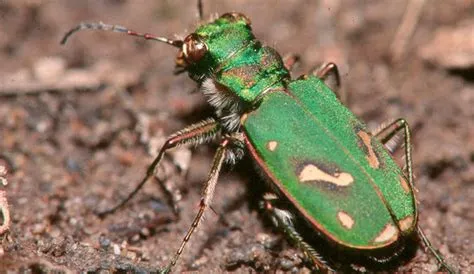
[113,244,121,255]
[33,56,66,83]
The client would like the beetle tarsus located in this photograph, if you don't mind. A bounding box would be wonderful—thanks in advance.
[417,226,456,274]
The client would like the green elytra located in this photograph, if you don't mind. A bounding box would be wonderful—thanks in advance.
[61,6,454,274]
[245,77,416,248]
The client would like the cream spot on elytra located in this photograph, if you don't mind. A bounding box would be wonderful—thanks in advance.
[298,164,353,186]
[337,211,355,229]
[357,130,380,169]
[399,175,410,193]
[398,215,415,232]
[266,141,278,152]
[374,223,398,243]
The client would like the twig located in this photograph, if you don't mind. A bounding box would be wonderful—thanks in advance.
[0,71,102,96]
[389,0,427,63]
[0,61,140,96]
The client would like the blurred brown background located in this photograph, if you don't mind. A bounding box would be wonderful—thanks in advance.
[0,0,473,272]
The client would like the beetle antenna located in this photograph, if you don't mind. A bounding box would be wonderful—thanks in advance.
[60,22,183,48]
[198,0,204,20]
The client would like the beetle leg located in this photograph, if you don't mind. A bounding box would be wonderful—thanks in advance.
[310,62,344,104]
[162,138,230,274]
[96,118,221,218]
[282,53,301,72]
[417,226,455,273]
[373,118,413,185]
[374,120,455,273]
[261,193,333,273]
[372,119,405,154]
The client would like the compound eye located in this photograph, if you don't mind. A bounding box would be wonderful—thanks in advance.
[182,33,207,64]
[220,12,251,26]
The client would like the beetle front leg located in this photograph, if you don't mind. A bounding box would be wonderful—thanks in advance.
[96,118,221,218]
[162,138,230,274]
[261,193,333,273]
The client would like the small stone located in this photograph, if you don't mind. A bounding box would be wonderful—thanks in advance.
[99,234,111,249]
[140,227,150,237]
[191,255,209,270]
[33,56,66,83]
[256,233,271,244]
[130,234,140,243]
[0,166,7,177]
[279,257,295,271]
[69,218,78,226]
[141,249,150,261]
[256,233,278,249]
[113,244,121,255]
[126,250,137,261]
[32,223,46,234]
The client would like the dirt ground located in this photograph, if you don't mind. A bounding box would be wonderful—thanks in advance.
[1,0,473,273]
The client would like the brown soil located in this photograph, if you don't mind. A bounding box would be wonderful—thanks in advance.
[1,1,473,273]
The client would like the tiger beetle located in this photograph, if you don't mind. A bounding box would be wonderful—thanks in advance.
[61,1,455,273]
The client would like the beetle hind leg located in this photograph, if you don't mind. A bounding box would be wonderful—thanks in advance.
[261,193,333,272]
[417,226,455,273]
[374,120,455,273]
[373,118,414,185]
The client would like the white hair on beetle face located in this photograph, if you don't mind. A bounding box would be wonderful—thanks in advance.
[201,78,244,133]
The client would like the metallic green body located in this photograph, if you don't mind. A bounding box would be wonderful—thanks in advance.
[187,15,417,250]
[243,76,417,249]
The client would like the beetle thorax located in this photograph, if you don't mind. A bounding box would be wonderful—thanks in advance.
[175,13,291,135]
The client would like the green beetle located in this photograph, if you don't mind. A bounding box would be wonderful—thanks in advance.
[61,2,454,273]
